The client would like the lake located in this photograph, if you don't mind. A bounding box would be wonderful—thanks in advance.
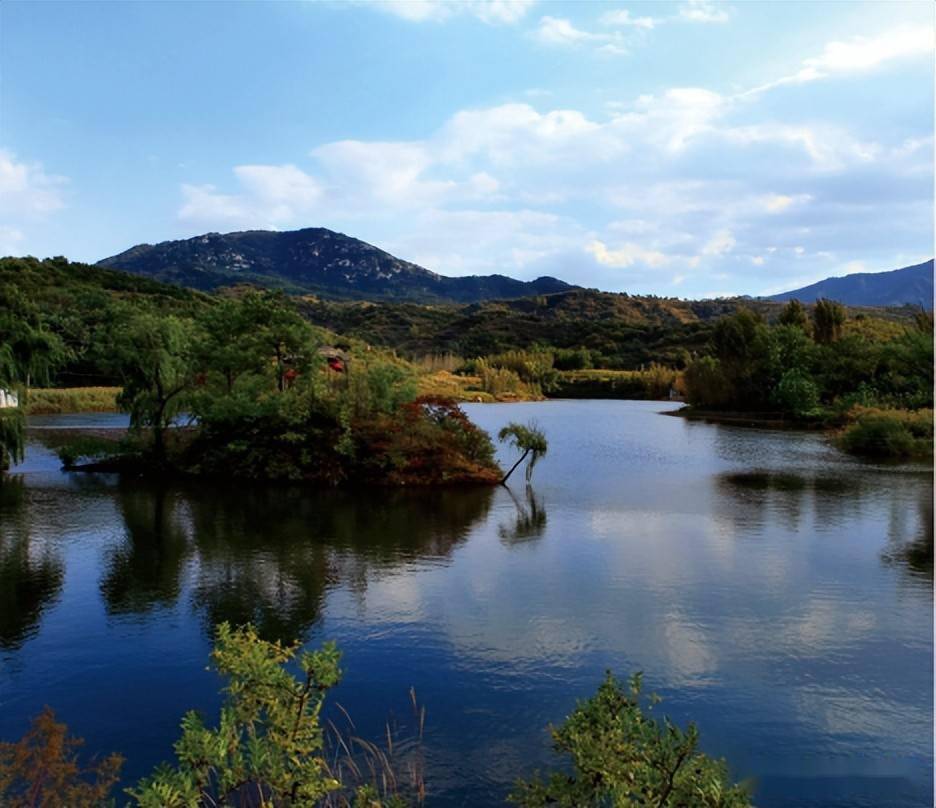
[1,400,932,806]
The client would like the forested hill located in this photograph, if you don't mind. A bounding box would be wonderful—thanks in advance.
[297,292,772,367]
[97,227,575,303]
[768,259,933,308]
[3,255,919,379]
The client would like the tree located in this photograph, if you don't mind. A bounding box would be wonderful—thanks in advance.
[498,421,548,485]
[683,356,733,409]
[812,298,845,344]
[194,292,323,398]
[510,672,751,808]
[129,623,343,807]
[110,311,195,465]
[0,707,123,807]
[777,299,809,331]
[0,287,69,392]
[0,289,68,470]
[710,309,770,406]
[0,409,24,472]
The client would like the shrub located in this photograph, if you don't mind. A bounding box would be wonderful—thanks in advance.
[640,362,677,399]
[837,407,933,459]
[129,623,343,807]
[0,707,123,807]
[771,369,821,418]
[510,672,751,807]
[475,362,528,398]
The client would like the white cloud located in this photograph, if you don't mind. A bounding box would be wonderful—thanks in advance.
[599,9,656,29]
[179,164,325,229]
[678,0,729,24]
[176,52,932,296]
[0,150,68,215]
[760,193,812,213]
[586,239,670,268]
[701,229,736,256]
[532,16,629,54]
[744,25,935,95]
[372,0,535,24]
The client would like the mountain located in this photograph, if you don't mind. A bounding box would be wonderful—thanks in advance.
[767,259,933,309]
[97,227,575,303]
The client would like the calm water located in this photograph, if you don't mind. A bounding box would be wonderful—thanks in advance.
[1,401,932,806]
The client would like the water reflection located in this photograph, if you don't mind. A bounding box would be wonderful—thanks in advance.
[499,486,547,545]
[92,482,495,641]
[100,484,192,615]
[0,478,64,650]
[716,470,867,534]
[882,485,933,582]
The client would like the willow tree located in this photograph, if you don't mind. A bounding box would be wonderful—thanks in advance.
[110,311,195,466]
[498,421,548,485]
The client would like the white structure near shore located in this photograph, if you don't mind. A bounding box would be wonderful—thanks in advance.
[0,389,19,409]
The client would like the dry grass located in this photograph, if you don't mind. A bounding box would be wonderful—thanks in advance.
[416,370,542,402]
[24,387,121,415]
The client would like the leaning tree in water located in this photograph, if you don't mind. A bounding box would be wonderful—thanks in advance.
[498,421,548,485]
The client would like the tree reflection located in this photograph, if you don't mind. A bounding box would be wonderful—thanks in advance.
[882,483,933,582]
[99,483,191,615]
[94,479,493,641]
[0,477,64,650]
[499,485,547,545]
[715,470,863,534]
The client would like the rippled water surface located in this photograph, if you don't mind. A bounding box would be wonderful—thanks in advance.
[1,401,932,806]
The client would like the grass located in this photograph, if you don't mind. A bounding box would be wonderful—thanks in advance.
[416,370,540,402]
[24,387,121,415]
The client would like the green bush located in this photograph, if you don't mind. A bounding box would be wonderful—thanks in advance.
[771,369,821,418]
[837,408,933,459]
[510,672,751,807]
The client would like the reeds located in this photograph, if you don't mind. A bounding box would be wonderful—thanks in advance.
[321,687,427,807]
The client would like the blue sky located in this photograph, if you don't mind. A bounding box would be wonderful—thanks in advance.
[1,0,932,298]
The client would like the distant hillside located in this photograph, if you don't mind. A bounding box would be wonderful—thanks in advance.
[98,227,575,303]
[768,259,933,308]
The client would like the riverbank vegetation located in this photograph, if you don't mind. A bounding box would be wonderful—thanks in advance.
[1,255,931,466]
[1,624,750,807]
[679,301,933,456]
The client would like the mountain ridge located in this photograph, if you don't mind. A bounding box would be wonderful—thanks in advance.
[767,259,933,309]
[98,227,575,304]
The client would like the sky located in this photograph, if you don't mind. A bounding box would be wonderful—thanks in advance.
[0,0,933,298]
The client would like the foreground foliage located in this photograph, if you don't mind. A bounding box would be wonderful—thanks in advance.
[0,706,124,807]
[510,673,751,808]
[0,645,754,807]
[129,623,344,807]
